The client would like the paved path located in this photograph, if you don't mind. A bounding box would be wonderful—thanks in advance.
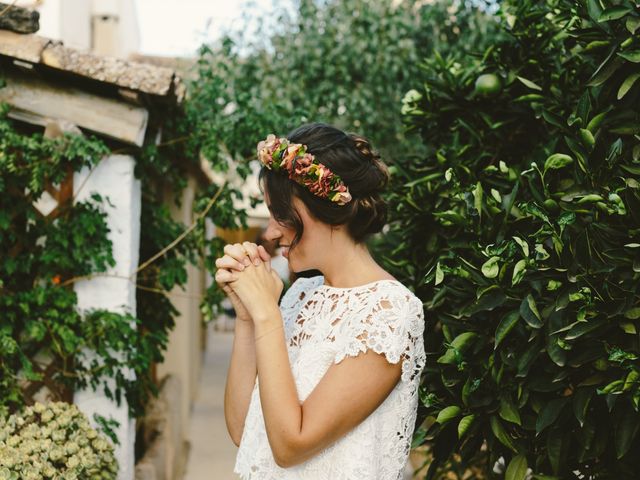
[183,326,238,480]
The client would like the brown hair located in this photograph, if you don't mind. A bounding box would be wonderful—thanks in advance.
[260,123,389,247]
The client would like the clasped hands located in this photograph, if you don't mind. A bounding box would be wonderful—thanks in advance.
[214,242,284,324]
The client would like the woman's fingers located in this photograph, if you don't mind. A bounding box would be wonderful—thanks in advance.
[223,243,252,266]
[242,241,261,266]
[215,268,238,285]
[215,255,245,272]
[257,245,271,271]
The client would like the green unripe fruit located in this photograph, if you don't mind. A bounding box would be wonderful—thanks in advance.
[474,73,502,97]
[543,198,560,213]
[594,358,608,371]
[580,128,595,149]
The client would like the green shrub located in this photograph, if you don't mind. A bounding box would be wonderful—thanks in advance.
[0,402,118,479]
[386,1,640,478]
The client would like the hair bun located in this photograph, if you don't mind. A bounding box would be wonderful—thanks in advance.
[349,134,390,195]
[352,194,387,238]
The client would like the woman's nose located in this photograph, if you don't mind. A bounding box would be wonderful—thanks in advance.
[263,218,281,241]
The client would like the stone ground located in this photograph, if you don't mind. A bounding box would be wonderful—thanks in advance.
[183,319,414,480]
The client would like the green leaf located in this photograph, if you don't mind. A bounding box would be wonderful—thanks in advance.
[481,256,501,278]
[546,429,565,475]
[544,153,573,172]
[513,236,529,257]
[495,310,520,348]
[618,73,640,100]
[586,0,603,23]
[473,181,483,218]
[435,262,444,286]
[505,454,528,480]
[517,76,542,91]
[564,318,606,340]
[615,406,640,458]
[458,414,475,438]
[520,294,543,329]
[436,406,461,424]
[536,398,568,434]
[450,332,478,351]
[588,57,624,87]
[624,370,639,391]
[627,16,640,34]
[587,111,608,132]
[598,6,632,22]
[512,259,527,286]
[624,307,640,319]
[572,388,593,427]
[500,397,522,426]
[618,50,640,63]
[490,415,518,452]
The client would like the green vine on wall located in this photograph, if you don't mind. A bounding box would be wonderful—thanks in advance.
[0,104,174,419]
[0,67,250,423]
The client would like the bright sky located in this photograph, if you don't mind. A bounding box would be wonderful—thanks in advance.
[135,0,286,57]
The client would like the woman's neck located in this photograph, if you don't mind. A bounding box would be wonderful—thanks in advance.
[319,240,392,288]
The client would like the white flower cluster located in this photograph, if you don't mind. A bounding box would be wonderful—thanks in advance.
[0,402,118,480]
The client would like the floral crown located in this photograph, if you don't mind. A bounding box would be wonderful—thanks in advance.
[257,134,352,206]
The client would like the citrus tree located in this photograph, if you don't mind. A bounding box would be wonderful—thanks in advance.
[387,0,640,478]
[186,0,500,165]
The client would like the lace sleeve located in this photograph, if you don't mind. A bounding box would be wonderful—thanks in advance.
[333,287,425,384]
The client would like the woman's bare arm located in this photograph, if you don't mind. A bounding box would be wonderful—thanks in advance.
[218,242,271,446]
[224,318,257,446]
[251,305,402,468]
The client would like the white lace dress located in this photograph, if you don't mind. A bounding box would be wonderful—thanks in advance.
[234,276,426,480]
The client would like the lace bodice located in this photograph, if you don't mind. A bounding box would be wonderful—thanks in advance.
[235,276,426,480]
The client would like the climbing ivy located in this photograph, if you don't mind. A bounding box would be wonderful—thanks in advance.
[0,94,245,421]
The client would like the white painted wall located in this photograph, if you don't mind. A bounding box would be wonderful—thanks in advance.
[60,0,92,50]
[73,155,142,480]
[92,0,141,57]
[19,0,140,56]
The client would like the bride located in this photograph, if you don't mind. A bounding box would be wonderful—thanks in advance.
[215,123,425,479]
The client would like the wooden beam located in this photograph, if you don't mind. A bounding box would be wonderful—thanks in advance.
[0,70,149,146]
[0,2,39,34]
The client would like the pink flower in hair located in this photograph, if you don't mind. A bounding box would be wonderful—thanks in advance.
[293,153,314,177]
[257,134,281,168]
[281,144,302,173]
